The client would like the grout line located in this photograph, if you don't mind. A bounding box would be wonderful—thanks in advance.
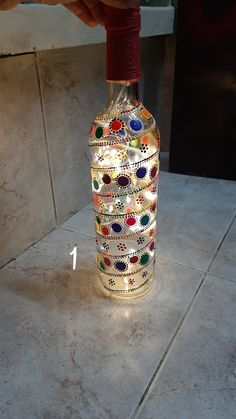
[204,211,236,273]
[207,272,236,285]
[60,227,95,240]
[0,226,56,270]
[130,271,206,419]
[34,52,58,223]
[59,226,95,240]
[156,256,205,274]
[131,211,236,418]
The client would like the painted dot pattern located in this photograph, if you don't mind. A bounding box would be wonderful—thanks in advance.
[90,103,159,295]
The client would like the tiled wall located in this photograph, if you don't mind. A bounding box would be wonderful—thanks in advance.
[0,37,174,268]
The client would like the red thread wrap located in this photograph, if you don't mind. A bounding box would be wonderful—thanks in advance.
[104,5,141,82]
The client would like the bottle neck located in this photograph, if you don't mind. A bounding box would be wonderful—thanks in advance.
[103,81,139,116]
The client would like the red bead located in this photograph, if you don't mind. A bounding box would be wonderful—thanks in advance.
[125,217,136,227]
[151,202,156,212]
[111,119,122,131]
[130,256,138,264]
[102,226,109,236]
[104,257,111,266]
[151,166,157,179]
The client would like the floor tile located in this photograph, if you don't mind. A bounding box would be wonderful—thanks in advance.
[61,172,236,273]
[0,54,56,267]
[0,228,202,419]
[62,202,95,238]
[210,218,236,282]
[158,172,236,270]
[137,275,236,419]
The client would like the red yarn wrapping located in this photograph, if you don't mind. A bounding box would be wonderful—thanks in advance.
[104,5,141,82]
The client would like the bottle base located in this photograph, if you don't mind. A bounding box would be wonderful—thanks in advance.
[96,274,154,300]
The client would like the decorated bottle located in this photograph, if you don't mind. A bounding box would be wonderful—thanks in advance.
[88,6,160,298]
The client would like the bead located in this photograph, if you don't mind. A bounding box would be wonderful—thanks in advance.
[140,214,150,226]
[101,226,109,236]
[89,123,95,136]
[150,165,158,179]
[95,126,103,139]
[130,256,138,264]
[93,179,99,190]
[115,261,127,271]
[112,223,122,233]
[141,108,151,119]
[109,118,124,134]
[118,129,126,136]
[136,167,147,179]
[140,253,150,266]
[117,175,130,188]
[102,174,111,185]
[100,261,106,271]
[104,257,111,267]
[149,242,155,251]
[130,119,143,131]
[129,139,139,148]
[125,217,136,227]
[150,202,156,213]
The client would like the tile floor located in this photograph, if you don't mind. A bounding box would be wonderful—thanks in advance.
[0,171,235,419]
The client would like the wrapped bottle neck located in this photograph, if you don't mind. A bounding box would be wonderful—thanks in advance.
[104,6,141,82]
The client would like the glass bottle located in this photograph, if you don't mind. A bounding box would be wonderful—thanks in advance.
[89,79,160,298]
[88,5,160,298]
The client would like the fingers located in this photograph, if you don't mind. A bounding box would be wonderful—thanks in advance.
[64,0,98,26]
[101,0,140,9]
[0,0,21,10]
[84,0,104,25]
[64,0,140,27]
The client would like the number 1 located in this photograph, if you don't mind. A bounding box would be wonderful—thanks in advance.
[70,245,77,270]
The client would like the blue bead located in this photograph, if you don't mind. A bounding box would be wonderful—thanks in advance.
[140,215,150,226]
[118,129,126,136]
[115,261,127,271]
[130,119,142,131]
[136,167,147,179]
[112,223,122,233]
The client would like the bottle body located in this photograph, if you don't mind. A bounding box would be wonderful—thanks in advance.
[89,82,160,298]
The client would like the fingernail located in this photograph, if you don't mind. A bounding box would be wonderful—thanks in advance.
[88,20,97,27]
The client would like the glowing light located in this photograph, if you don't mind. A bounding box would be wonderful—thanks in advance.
[89,100,159,298]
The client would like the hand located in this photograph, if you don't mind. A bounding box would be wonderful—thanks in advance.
[0,0,74,11]
[64,0,140,27]
[0,0,21,10]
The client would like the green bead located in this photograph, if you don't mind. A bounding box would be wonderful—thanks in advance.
[140,253,150,266]
[100,261,106,271]
[129,139,139,148]
[96,215,101,224]
[93,179,99,190]
[95,126,103,139]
